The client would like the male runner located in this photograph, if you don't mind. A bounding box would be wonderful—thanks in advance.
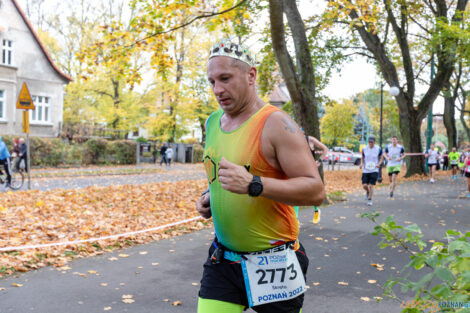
[448,147,460,179]
[384,136,405,197]
[360,136,383,206]
[196,39,325,313]
[425,143,440,183]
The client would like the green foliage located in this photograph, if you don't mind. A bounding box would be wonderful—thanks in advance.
[108,140,137,164]
[192,144,204,163]
[362,212,470,312]
[1,135,135,166]
[321,99,357,146]
[84,138,109,164]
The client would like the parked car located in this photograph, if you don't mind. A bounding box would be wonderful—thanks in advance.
[325,147,362,166]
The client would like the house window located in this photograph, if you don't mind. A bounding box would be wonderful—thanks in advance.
[1,39,13,65]
[31,95,50,123]
[0,90,5,120]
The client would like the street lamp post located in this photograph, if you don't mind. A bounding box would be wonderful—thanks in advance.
[378,84,399,183]
[425,54,435,173]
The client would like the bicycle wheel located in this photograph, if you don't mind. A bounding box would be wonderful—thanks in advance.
[10,170,24,190]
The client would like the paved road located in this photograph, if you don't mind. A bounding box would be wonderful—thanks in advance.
[9,163,354,192]
[1,176,468,313]
[12,164,206,192]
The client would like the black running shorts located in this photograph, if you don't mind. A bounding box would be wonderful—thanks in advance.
[199,242,309,313]
[362,172,378,185]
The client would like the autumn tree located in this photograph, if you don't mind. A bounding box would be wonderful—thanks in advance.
[324,0,469,176]
[321,99,357,146]
[268,0,320,141]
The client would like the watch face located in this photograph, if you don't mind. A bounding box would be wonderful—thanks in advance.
[249,182,263,196]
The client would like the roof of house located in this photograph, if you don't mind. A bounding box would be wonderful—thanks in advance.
[11,0,72,82]
[268,83,290,104]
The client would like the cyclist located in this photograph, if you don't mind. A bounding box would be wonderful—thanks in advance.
[0,136,12,188]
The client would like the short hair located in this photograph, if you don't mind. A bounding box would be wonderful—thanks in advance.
[391,135,398,139]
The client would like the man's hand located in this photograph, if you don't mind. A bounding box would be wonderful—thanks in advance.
[218,157,253,194]
[196,192,211,219]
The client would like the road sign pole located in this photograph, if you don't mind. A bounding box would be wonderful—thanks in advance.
[26,133,31,190]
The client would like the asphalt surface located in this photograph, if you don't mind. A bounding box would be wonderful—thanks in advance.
[12,164,206,192]
[8,162,355,192]
[0,176,468,313]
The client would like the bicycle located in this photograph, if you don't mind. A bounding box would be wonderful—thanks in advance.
[0,161,24,190]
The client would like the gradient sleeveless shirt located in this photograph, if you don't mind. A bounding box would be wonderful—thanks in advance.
[203,104,298,252]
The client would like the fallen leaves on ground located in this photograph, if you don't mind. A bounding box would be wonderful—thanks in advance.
[323,168,450,196]
[0,167,451,277]
[0,180,208,277]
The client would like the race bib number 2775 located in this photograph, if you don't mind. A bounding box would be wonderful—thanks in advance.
[241,248,306,307]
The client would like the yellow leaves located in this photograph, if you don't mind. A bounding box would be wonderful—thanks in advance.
[371,263,385,271]
[360,297,371,302]
[0,179,208,277]
[338,281,349,286]
[172,300,182,306]
[12,283,23,287]
[122,294,135,304]
[367,279,377,284]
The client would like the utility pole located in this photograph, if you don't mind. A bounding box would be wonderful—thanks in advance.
[425,54,435,173]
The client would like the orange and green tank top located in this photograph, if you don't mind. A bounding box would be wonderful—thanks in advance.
[203,104,298,252]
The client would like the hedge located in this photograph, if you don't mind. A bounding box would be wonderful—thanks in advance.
[1,135,136,167]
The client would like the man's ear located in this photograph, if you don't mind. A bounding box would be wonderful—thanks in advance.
[247,67,257,86]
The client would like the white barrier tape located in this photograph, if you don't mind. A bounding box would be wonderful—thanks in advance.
[0,216,203,252]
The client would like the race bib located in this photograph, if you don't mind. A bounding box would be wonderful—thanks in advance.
[241,248,306,307]
[365,162,376,171]
[451,160,457,165]
[391,155,399,161]
[428,157,436,164]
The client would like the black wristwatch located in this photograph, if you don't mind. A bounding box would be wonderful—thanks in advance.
[248,175,263,197]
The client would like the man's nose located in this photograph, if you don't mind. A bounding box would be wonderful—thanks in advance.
[213,81,224,96]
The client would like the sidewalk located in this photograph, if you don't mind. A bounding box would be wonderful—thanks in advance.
[0,176,468,313]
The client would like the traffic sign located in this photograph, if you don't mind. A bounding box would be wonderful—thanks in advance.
[22,110,29,134]
[16,82,35,110]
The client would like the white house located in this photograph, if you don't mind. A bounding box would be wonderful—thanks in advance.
[0,0,71,137]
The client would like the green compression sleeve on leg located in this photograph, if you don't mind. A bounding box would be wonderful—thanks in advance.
[294,206,299,217]
[197,298,244,313]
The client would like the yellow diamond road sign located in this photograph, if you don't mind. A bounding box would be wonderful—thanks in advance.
[16,82,35,110]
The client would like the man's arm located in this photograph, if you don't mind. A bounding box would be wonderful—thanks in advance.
[218,111,325,206]
[309,136,328,164]
[383,147,390,160]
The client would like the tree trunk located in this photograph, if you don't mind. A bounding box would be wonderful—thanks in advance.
[269,0,323,180]
[399,105,425,176]
[443,82,457,149]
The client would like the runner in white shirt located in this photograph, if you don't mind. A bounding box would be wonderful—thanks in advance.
[425,143,440,183]
[384,136,405,198]
[360,136,383,206]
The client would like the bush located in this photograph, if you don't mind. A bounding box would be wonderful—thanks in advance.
[108,140,136,164]
[193,144,204,163]
[0,135,137,167]
[84,138,109,164]
[362,212,470,313]
[30,137,67,167]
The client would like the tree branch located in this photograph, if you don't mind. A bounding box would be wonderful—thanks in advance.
[126,0,248,49]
